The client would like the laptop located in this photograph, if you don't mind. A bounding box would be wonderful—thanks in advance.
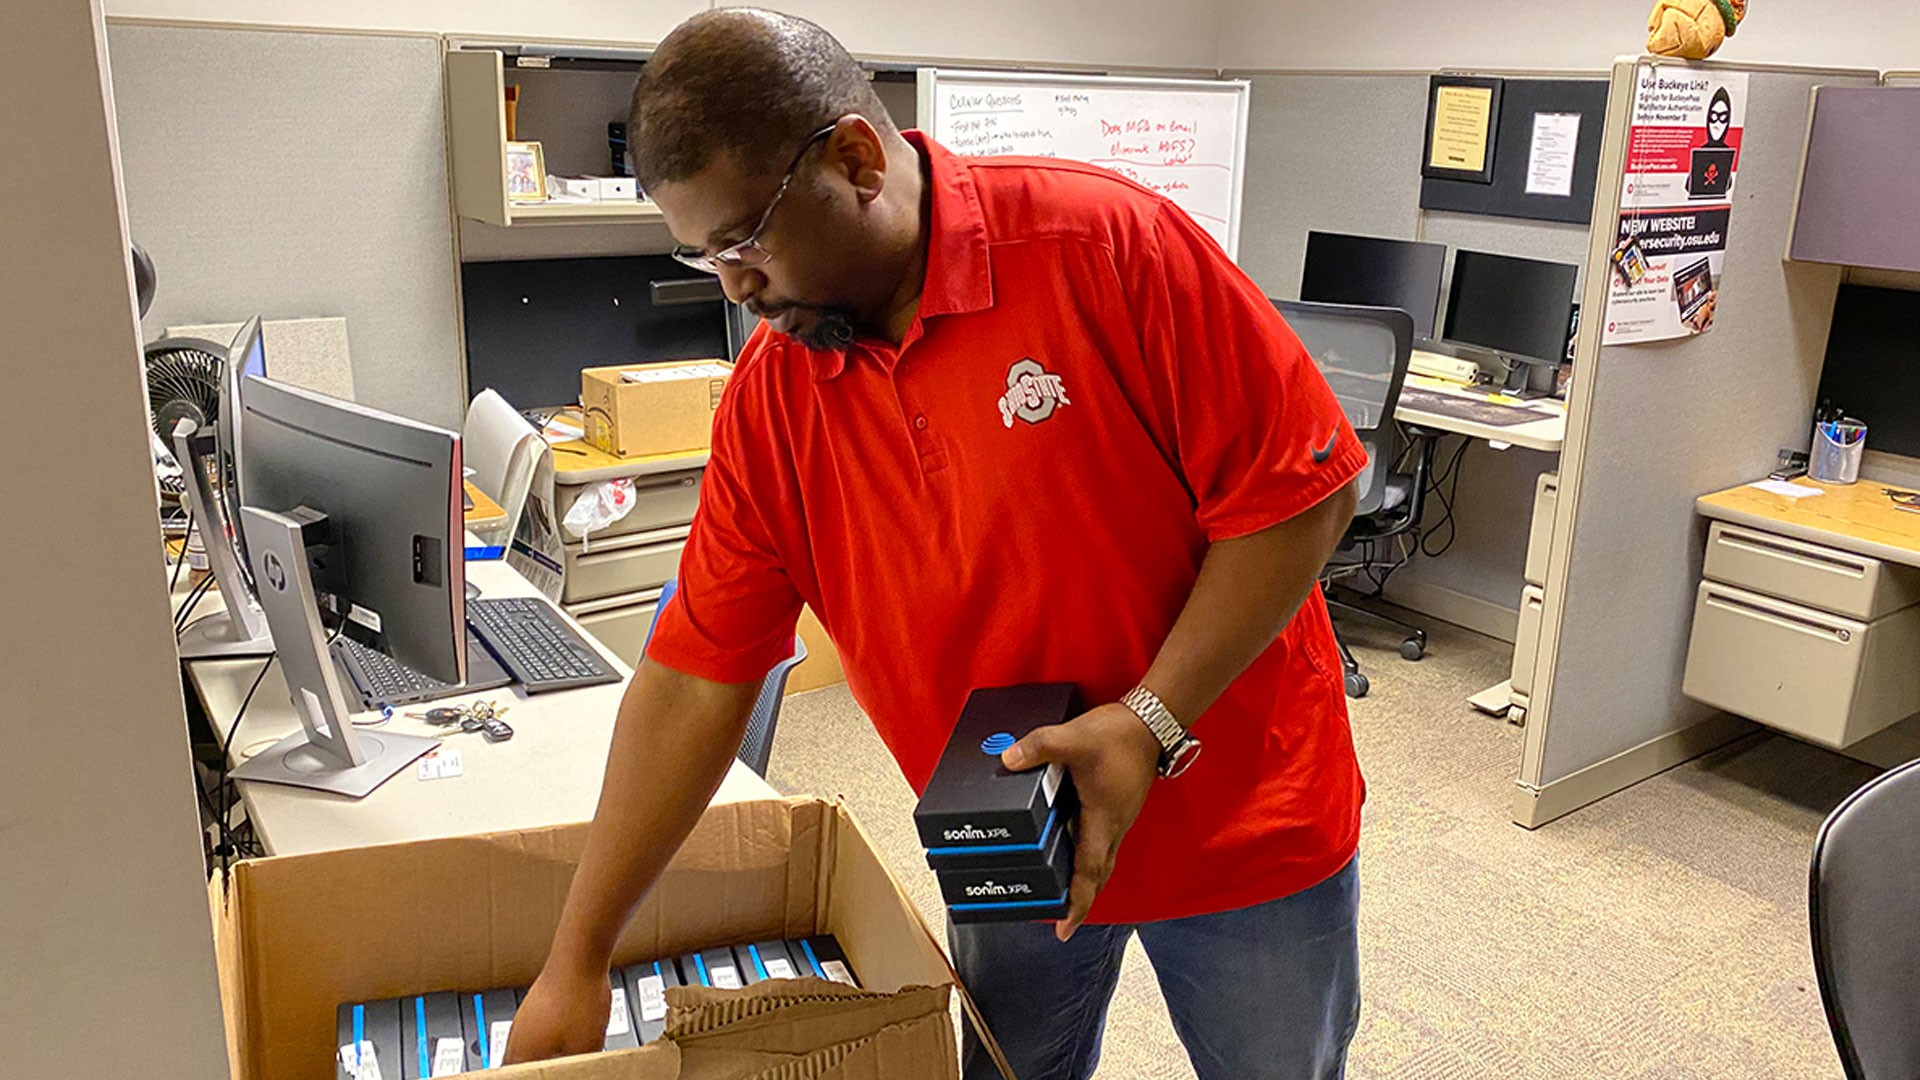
[1674,257,1714,323]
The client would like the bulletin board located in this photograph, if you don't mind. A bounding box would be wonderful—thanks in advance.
[1420,76,1610,225]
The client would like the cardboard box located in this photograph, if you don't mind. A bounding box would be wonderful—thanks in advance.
[580,361,732,459]
[913,684,1080,851]
[212,798,964,1080]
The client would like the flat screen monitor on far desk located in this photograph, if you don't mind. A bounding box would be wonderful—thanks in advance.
[1443,249,1579,375]
[1300,231,1447,341]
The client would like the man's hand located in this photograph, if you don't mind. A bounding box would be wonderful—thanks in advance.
[501,961,612,1065]
[1001,702,1162,941]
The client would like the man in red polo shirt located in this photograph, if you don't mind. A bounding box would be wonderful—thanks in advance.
[508,10,1365,1078]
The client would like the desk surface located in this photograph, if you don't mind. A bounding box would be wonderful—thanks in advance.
[182,560,776,857]
[464,480,507,532]
[1392,374,1567,452]
[1698,478,1920,568]
[550,440,709,484]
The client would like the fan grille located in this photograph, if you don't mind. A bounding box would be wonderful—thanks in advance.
[146,339,225,443]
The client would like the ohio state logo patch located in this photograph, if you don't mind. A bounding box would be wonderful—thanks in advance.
[997,358,1071,428]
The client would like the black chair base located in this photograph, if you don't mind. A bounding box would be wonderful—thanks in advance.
[1325,591,1427,699]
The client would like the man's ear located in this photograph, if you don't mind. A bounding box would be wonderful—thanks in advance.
[822,114,887,205]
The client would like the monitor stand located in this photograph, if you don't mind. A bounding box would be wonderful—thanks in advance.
[230,505,436,798]
[171,422,274,659]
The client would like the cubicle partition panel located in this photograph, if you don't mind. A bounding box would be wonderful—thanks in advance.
[106,20,465,428]
[1516,59,1881,827]
[1228,72,1428,300]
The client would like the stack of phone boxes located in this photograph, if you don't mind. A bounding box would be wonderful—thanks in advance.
[913,684,1079,925]
[335,937,857,1078]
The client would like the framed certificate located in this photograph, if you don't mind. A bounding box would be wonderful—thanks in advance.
[1423,76,1503,184]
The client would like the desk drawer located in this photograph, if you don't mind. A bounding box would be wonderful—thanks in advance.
[1682,580,1920,748]
[1704,522,1920,621]
[568,588,663,666]
[1510,585,1546,697]
[554,469,703,543]
[561,528,688,605]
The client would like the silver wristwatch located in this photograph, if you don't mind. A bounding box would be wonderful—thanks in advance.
[1120,685,1202,779]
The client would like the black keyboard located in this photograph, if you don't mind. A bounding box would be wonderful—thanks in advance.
[467,596,622,694]
[331,630,512,709]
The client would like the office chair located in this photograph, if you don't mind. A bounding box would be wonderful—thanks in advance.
[1276,299,1439,699]
[642,579,808,777]
[463,388,545,550]
[1809,758,1920,1080]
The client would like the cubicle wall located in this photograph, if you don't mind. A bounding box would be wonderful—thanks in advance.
[1231,69,1600,641]
[107,20,465,428]
[1516,59,1882,826]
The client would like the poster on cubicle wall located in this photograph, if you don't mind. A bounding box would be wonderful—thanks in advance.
[1601,65,1749,346]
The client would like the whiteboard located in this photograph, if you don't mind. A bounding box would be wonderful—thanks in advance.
[918,68,1251,258]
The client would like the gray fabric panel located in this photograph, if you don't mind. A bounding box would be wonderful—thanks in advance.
[1229,72,1427,300]
[108,22,463,427]
[1538,68,1879,785]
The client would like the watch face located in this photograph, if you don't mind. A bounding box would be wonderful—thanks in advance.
[1162,739,1202,779]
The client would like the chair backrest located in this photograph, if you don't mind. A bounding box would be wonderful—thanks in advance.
[463,388,544,545]
[1810,758,1920,1080]
[642,579,807,778]
[1273,299,1415,517]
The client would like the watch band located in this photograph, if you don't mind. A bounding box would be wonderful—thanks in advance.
[1120,685,1184,755]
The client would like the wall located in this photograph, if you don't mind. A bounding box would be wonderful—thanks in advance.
[1,2,230,1075]
[1217,0,1920,74]
[109,22,465,428]
[104,0,1220,69]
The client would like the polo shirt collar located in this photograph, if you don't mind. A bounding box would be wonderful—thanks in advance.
[811,131,993,380]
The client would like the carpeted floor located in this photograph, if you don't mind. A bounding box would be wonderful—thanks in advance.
[764,612,1878,1079]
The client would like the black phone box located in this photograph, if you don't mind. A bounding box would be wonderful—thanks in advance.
[913,684,1080,853]
[335,998,404,1080]
[935,811,1075,906]
[620,958,684,1044]
[400,993,465,1079]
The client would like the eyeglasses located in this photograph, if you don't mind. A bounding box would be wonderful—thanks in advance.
[671,125,837,274]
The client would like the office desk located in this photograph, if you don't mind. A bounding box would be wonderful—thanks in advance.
[1394,373,1567,452]
[464,479,507,533]
[1696,478,1920,566]
[182,559,776,856]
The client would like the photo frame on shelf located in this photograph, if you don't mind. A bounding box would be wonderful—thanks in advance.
[505,140,547,202]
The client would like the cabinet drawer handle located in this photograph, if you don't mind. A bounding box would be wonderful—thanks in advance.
[1718,527,1868,577]
[1704,590,1853,643]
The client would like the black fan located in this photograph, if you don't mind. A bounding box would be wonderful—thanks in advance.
[146,336,229,446]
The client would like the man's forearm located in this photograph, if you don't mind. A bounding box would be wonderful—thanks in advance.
[1143,480,1358,725]
[544,657,761,976]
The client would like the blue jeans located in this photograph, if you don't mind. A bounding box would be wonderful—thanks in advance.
[951,857,1360,1080]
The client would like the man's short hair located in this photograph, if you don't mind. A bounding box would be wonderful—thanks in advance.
[628,9,895,191]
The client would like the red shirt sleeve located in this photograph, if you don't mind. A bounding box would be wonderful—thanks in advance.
[643,370,804,685]
[1126,202,1367,541]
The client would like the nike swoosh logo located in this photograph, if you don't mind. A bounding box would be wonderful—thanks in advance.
[1310,432,1340,464]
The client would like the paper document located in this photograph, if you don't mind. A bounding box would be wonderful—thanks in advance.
[622,363,731,384]
[1748,480,1823,499]
[1525,112,1581,197]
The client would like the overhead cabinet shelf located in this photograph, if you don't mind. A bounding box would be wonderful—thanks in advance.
[446,48,664,227]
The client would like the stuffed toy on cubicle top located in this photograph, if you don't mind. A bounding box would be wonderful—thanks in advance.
[1646,0,1748,60]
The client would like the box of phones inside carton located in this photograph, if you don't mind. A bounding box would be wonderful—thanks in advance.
[212,797,965,1079]
[580,360,732,459]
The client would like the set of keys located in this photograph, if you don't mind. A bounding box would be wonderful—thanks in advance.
[406,700,514,743]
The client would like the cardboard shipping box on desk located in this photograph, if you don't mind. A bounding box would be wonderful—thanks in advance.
[210,797,980,1080]
[582,360,733,459]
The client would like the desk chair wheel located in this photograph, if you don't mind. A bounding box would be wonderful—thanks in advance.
[1344,671,1370,699]
[1400,634,1426,661]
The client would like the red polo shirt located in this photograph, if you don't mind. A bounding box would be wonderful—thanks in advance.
[647,132,1367,923]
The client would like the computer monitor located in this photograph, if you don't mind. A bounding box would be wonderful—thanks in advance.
[230,375,465,797]
[1300,231,1447,340]
[173,317,275,658]
[1442,250,1580,365]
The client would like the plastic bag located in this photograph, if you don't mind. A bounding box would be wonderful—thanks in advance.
[561,478,637,551]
